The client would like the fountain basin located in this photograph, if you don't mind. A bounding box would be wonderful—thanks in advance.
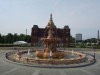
[5,49,96,68]
[6,50,87,64]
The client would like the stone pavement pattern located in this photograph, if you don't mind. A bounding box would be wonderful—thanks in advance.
[0,50,100,75]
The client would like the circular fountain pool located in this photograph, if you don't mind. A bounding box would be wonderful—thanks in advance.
[5,49,96,68]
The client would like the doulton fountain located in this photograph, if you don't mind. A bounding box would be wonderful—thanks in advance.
[36,14,64,59]
[6,14,96,68]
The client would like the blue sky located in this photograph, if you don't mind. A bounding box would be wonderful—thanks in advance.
[0,0,100,39]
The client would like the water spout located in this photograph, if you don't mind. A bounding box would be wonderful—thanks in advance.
[49,51,52,59]
[27,49,30,55]
[72,49,74,56]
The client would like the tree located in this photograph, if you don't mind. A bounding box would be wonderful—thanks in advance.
[1,35,6,43]
[13,33,18,42]
[25,35,31,43]
[19,34,26,41]
[0,33,31,44]
[0,34,1,43]
[84,38,97,43]
[70,36,75,43]
[90,38,97,43]
[6,33,14,43]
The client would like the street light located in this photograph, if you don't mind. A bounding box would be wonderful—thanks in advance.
[92,46,96,61]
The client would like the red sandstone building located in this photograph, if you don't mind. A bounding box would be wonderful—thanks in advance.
[31,14,70,47]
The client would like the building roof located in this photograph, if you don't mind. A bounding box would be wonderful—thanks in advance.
[13,41,27,45]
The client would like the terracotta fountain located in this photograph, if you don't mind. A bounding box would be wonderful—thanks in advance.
[36,14,64,59]
[5,14,96,68]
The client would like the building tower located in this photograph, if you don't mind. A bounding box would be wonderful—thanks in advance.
[97,30,100,45]
[26,29,27,35]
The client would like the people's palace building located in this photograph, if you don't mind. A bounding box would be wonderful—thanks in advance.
[31,14,70,47]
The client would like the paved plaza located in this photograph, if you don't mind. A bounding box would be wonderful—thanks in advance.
[0,50,100,75]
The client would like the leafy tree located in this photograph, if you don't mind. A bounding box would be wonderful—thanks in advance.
[25,35,31,43]
[1,35,6,43]
[0,34,1,43]
[6,33,13,43]
[0,33,31,44]
[83,38,97,43]
[90,38,97,43]
[19,34,26,41]
[13,33,18,42]
[70,36,75,43]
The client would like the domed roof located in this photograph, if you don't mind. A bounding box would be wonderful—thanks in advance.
[33,25,38,29]
[64,25,69,29]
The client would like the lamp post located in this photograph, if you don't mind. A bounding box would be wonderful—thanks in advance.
[92,46,96,60]
[75,38,76,47]
[26,29,27,35]
[94,52,95,60]
[91,42,95,60]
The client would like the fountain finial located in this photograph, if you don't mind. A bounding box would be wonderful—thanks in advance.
[48,14,54,29]
[50,13,52,21]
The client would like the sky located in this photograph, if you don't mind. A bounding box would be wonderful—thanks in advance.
[0,0,100,39]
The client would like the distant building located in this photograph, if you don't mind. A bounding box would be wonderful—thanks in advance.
[76,33,82,41]
[13,41,27,45]
[31,14,70,47]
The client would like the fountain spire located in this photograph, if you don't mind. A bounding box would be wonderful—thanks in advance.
[48,14,55,29]
[47,14,55,39]
[50,13,52,21]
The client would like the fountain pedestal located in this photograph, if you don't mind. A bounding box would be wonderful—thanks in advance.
[36,51,64,59]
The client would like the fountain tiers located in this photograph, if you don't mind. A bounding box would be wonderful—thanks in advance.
[5,14,96,67]
[35,14,64,59]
